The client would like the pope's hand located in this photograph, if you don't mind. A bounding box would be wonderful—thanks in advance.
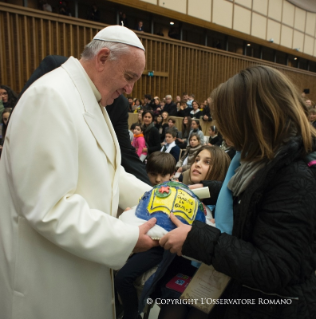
[159,214,191,256]
[133,218,159,253]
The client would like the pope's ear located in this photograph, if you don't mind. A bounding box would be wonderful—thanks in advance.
[95,47,111,71]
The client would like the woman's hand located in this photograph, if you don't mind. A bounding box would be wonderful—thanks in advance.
[159,214,191,256]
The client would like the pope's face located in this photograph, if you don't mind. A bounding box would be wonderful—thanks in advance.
[95,47,145,106]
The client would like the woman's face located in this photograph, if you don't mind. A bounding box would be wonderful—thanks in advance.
[156,115,162,123]
[135,100,140,106]
[143,113,153,125]
[183,117,188,125]
[189,136,199,148]
[0,89,8,103]
[162,112,168,120]
[137,112,142,121]
[2,112,10,125]
[192,102,199,110]
[154,99,160,105]
[191,121,198,130]
[190,149,211,183]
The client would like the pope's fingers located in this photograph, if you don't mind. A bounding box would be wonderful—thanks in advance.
[139,218,157,234]
[159,233,169,247]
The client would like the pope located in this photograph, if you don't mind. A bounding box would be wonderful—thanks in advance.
[0,26,158,319]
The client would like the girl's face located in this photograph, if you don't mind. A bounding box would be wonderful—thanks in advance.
[135,100,140,106]
[168,120,174,128]
[189,136,199,148]
[183,117,188,125]
[192,102,199,110]
[2,112,10,125]
[191,121,198,130]
[190,149,211,183]
[137,113,142,121]
[208,128,215,137]
[162,112,168,120]
[309,113,316,122]
[143,113,153,125]
[0,89,8,103]
[156,115,162,123]
[154,99,160,105]
[133,126,142,135]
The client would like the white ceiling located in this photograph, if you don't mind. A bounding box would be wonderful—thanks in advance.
[287,0,316,13]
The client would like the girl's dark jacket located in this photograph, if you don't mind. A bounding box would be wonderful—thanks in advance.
[183,136,316,319]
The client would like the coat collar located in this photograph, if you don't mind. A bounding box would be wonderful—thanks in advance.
[61,57,118,168]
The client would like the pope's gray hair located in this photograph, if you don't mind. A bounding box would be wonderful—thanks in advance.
[81,39,131,61]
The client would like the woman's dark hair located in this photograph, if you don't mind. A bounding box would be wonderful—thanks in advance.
[0,85,18,108]
[1,108,12,145]
[182,116,192,137]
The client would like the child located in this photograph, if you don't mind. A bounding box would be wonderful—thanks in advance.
[176,133,202,173]
[131,124,147,158]
[308,107,316,129]
[160,128,181,162]
[115,152,176,319]
[208,125,222,146]
[187,119,205,146]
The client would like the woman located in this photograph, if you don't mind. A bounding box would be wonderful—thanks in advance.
[202,97,212,122]
[208,125,222,146]
[176,116,192,149]
[187,119,205,146]
[160,66,316,319]
[0,108,12,156]
[160,111,169,142]
[133,99,142,113]
[142,110,161,155]
[0,85,18,109]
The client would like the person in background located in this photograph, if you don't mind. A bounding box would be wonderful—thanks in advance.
[119,12,128,27]
[160,111,169,142]
[161,128,180,162]
[155,114,164,139]
[127,97,134,112]
[133,99,142,112]
[160,99,165,111]
[186,94,194,108]
[176,133,202,173]
[176,116,192,149]
[136,21,144,32]
[208,125,222,146]
[0,85,18,109]
[142,110,161,155]
[187,119,205,146]
[175,95,181,103]
[132,124,147,159]
[0,108,12,157]
[152,97,161,114]
[115,152,175,319]
[160,65,316,319]
[308,107,316,129]
[182,92,188,103]
[88,4,100,22]
[40,0,52,12]
[163,95,177,116]
[202,97,212,122]
[166,118,178,137]
[143,94,153,110]
[177,101,191,117]
[189,101,202,119]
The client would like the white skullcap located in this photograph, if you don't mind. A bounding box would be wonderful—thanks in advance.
[93,25,145,51]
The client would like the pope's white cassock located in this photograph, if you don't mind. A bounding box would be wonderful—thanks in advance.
[0,57,151,319]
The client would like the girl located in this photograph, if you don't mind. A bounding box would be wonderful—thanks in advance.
[0,85,18,109]
[142,110,161,154]
[176,116,192,149]
[189,101,202,119]
[133,99,142,113]
[0,108,12,156]
[153,97,161,114]
[208,125,222,146]
[187,119,205,146]
[160,65,316,319]
[161,111,169,142]
[155,114,163,137]
[132,124,147,158]
[176,133,202,173]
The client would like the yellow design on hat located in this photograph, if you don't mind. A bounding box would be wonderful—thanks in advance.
[93,25,145,51]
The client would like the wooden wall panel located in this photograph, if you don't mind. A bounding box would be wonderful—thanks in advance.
[1,3,316,102]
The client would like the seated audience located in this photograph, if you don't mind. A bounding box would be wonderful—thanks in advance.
[176,102,190,117]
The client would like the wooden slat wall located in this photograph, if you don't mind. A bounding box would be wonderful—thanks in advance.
[1,3,316,102]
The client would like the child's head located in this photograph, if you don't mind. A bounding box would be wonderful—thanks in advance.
[191,119,200,130]
[168,118,176,128]
[190,146,230,184]
[135,98,141,106]
[165,128,177,144]
[133,124,143,135]
[192,101,200,110]
[208,125,218,137]
[162,111,169,121]
[189,133,200,147]
[155,114,162,124]
[146,151,176,186]
[308,108,316,122]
